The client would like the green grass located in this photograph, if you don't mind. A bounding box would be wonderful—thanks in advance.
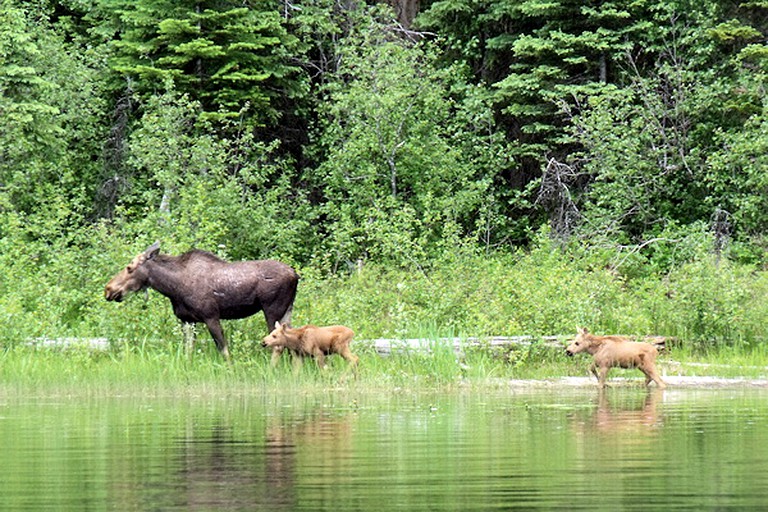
[2,336,766,398]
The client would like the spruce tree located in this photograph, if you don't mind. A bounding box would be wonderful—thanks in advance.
[108,0,301,127]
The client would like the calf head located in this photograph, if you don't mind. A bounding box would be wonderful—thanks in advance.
[104,242,160,302]
[565,327,592,356]
[262,321,289,348]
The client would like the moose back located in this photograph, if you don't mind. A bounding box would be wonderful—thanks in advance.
[105,242,299,361]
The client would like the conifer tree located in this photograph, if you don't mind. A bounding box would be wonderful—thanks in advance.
[108,0,301,127]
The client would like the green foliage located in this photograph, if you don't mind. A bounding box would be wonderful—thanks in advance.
[706,96,768,251]
[0,0,102,219]
[307,16,509,267]
[110,88,315,260]
[634,257,768,350]
[107,0,303,126]
[419,0,768,258]
[555,3,767,253]
[2,0,768,365]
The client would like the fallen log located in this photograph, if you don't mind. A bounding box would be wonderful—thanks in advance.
[357,335,673,356]
[24,334,672,356]
[358,336,566,356]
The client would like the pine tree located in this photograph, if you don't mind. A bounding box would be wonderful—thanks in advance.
[108,0,301,126]
[0,0,63,211]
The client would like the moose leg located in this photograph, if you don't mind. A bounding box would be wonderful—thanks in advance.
[642,366,666,389]
[597,366,610,388]
[263,307,292,366]
[204,318,230,362]
[278,304,293,326]
[264,305,292,330]
[270,346,285,367]
[338,346,359,367]
[589,362,599,381]
[182,322,196,357]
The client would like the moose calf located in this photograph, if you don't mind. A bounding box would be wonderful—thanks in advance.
[565,327,666,389]
[262,322,358,370]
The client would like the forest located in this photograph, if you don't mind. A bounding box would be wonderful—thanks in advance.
[1,0,767,350]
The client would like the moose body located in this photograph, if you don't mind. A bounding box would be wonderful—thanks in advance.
[565,327,666,389]
[105,242,299,361]
[262,322,358,370]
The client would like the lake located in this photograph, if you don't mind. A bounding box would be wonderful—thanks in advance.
[1,384,767,511]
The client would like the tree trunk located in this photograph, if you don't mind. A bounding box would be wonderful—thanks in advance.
[384,0,420,28]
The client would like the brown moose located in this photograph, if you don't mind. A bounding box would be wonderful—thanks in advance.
[105,242,299,362]
[262,321,358,370]
[565,327,666,389]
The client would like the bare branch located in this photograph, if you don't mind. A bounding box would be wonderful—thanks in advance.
[535,158,583,242]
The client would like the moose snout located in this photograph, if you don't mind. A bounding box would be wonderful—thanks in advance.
[104,287,123,302]
[565,348,574,357]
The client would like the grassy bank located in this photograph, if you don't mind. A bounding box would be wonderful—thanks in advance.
[2,234,768,396]
[5,237,768,349]
[2,337,768,398]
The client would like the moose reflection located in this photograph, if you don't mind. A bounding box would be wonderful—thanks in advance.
[105,242,299,361]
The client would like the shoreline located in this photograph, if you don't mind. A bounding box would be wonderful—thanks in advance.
[503,375,768,389]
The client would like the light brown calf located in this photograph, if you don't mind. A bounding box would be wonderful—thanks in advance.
[262,321,358,369]
[565,327,666,389]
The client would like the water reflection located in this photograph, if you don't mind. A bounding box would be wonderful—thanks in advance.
[263,423,298,509]
[3,390,768,511]
[592,388,664,433]
[172,420,297,511]
[266,409,357,506]
[570,388,665,441]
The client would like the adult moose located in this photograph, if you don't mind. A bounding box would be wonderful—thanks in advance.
[105,242,299,362]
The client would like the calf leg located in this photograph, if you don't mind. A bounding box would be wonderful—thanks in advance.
[642,365,667,389]
[291,351,304,373]
[589,362,599,381]
[312,348,326,369]
[597,366,610,388]
[270,346,285,367]
[338,346,359,367]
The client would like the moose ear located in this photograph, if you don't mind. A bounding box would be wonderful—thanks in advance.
[577,327,589,335]
[145,241,160,260]
[274,321,282,330]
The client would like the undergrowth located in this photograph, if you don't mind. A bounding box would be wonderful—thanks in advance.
[2,335,767,398]
[1,233,768,395]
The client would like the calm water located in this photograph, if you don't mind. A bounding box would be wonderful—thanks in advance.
[1,386,767,511]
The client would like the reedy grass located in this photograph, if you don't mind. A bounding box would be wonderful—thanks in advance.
[3,235,768,396]
[4,332,766,398]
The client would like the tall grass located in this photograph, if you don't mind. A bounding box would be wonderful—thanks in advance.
[1,234,768,394]
[0,335,587,396]
[4,335,768,398]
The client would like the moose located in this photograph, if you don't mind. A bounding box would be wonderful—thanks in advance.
[565,327,666,389]
[262,321,358,370]
[105,242,299,362]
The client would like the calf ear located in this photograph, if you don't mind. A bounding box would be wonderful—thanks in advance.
[274,321,281,330]
[577,326,589,335]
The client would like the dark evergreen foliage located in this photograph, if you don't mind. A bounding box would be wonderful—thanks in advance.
[1,0,767,269]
